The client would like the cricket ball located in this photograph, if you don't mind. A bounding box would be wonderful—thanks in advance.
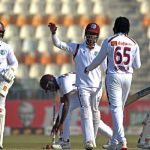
[45,144,52,149]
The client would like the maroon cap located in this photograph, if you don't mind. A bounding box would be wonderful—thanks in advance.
[85,23,100,35]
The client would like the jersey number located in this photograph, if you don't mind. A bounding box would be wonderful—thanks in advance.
[114,46,131,65]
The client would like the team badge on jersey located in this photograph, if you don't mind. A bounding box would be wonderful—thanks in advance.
[0,50,7,55]
[111,41,117,46]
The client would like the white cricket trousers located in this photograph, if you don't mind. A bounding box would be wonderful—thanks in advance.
[106,73,132,145]
[78,86,102,145]
[62,93,80,141]
[62,90,113,142]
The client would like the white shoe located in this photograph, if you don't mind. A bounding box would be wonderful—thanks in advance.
[106,144,118,150]
[143,144,150,149]
[52,139,71,149]
[51,138,63,149]
[102,140,111,149]
[137,143,150,149]
[51,143,62,149]
[85,141,94,150]
[106,142,128,150]
[137,142,145,148]
[116,142,128,150]
[60,140,71,149]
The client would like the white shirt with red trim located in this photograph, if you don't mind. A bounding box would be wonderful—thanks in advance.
[52,35,102,88]
[56,72,76,97]
[0,40,18,74]
[87,33,141,74]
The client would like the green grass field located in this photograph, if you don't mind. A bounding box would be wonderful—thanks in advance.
[3,134,142,150]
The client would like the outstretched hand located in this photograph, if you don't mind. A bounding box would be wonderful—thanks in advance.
[48,22,57,34]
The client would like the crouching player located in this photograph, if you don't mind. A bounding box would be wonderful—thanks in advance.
[40,72,113,149]
[0,21,18,149]
[137,112,150,149]
[40,72,80,149]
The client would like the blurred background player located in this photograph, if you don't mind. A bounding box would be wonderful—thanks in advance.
[137,111,150,149]
[85,16,141,150]
[40,72,113,149]
[48,22,105,150]
[0,21,18,149]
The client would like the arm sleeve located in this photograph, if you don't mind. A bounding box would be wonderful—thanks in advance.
[87,39,108,71]
[52,34,73,54]
[7,45,18,71]
[101,57,107,72]
[132,44,141,69]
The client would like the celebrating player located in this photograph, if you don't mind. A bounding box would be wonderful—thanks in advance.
[84,16,141,150]
[0,21,18,149]
[48,22,106,149]
[40,72,113,149]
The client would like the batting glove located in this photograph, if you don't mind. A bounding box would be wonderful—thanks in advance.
[2,67,15,82]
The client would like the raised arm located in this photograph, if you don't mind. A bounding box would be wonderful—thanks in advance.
[48,22,73,54]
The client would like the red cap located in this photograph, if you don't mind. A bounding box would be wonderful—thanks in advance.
[85,23,100,35]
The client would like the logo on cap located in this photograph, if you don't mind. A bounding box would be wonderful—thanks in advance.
[90,24,96,29]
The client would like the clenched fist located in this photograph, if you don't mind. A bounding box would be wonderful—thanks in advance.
[48,22,57,34]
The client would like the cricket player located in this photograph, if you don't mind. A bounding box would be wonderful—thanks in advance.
[85,17,141,150]
[48,22,105,150]
[0,21,18,149]
[137,111,150,149]
[40,72,79,149]
[40,72,113,149]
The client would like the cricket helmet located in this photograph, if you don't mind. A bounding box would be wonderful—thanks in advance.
[113,16,130,35]
[0,22,5,38]
[40,74,59,92]
[85,23,100,48]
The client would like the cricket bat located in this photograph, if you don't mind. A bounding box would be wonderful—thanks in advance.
[125,86,150,107]
[52,105,56,144]
[44,105,56,149]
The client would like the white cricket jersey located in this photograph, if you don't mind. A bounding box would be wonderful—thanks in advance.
[0,40,18,74]
[52,35,102,88]
[88,33,141,74]
[56,72,77,97]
